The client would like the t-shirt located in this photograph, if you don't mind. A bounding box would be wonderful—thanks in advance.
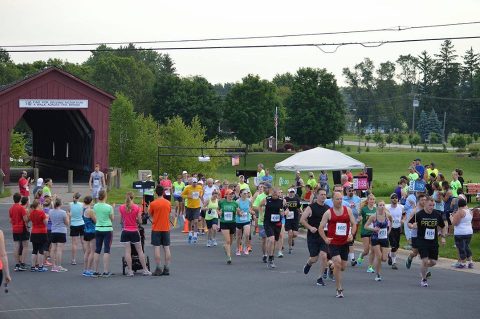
[90,171,104,189]
[306,178,317,190]
[264,196,284,225]
[30,209,47,234]
[9,203,27,233]
[256,170,265,186]
[253,193,267,226]
[42,186,52,197]
[219,200,238,223]
[285,196,301,221]
[94,202,113,232]
[408,172,419,181]
[360,206,376,236]
[236,198,251,223]
[69,202,85,227]
[119,203,141,232]
[18,177,29,197]
[427,168,439,178]
[203,185,217,202]
[182,185,204,208]
[343,195,361,221]
[148,197,171,231]
[173,181,185,197]
[205,199,219,220]
[415,165,425,178]
[409,209,445,243]
[49,208,68,234]
[450,180,462,197]
[433,191,444,211]
[386,204,404,229]
[160,179,173,196]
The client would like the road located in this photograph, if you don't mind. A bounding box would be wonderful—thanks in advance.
[0,203,478,319]
[340,140,456,151]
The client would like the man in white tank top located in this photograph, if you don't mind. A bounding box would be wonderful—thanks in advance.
[386,193,404,269]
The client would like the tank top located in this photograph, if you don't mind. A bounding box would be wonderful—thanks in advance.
[387,204,403,229]
[69,202,85,226]
[93,202,113,231]
[296,177,303,197]
[205,198,219,220]
[83,208,96,234]
[327,206,350,245]
[454,208,473,235]
[236,198,251,223]
[371,212,389,241]
[264,196,284,225]
[307,202,329,239]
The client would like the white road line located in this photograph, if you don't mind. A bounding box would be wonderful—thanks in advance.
[0,303,130,313]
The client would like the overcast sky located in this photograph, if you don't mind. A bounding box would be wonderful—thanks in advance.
[1,0,480,86]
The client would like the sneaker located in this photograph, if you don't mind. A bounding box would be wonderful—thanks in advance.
[213,239,218,246]
[316,277,326,286]
[142,269,152,276]
[451,261,461,268]
[406,256,412,269]
[392,263,398,270]
[18,264,27,271]
[421,279,428,287]
[243,248,249,255]
[101,272,113,277]
[30,266,37,272]
[227,257,232,265]
[91,272,101,278]
[277,251,284,258]
[262,255,267,263]
[206,240,212,247]
[454,263,466,269]
[162,266,170,276]
[126,271,134,277]
[322,268,328,279]
[375,275,382,281]
[152,267,163,276]
[366,266,375,273]
[14,264,20,271]
[82,270,91,277]
[356,256,364,266]
[51,266,60,272]
[336,290,344,298]
[37,266,48,272]
[57,266,68,272]
[236,249,241,256]
[269,261,277,269]
[187,234,192,244]
[303,263,312,275]
[468,262,474,269]
[388,255,392,266]
[44,260,53,267]
[351,259,357,267]
[192,236,198,244]
[426,271,431,278]
[288,248,292,254]
[71,259,77,265]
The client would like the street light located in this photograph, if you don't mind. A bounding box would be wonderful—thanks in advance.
[357,118,362,153]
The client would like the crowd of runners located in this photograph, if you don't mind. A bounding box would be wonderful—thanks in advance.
[2,160,477,298]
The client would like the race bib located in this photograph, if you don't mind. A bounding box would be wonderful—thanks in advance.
[424,228,435,240]
[335,223,347,236]
[271,214,280,222]
[174,190,181,196]
[392,219,401,228]
[324,223,328,231]
[192,192,199,199]
[165,190,171,195]
[239,214,249,222]
[207,209,215,217]
[378,228,388,239]
[411,228,417,237]
[286,210,294,220]
[224,212,233,221]
[93,179,99,187]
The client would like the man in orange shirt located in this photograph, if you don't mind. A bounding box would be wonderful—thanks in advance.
[148,185,172,276]
[181,177,204,244]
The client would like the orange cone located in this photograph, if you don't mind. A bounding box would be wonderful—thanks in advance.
[182,219,189,233]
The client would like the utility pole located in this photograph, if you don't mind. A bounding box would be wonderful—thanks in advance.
[412,96,419,133]
[443,111,447,143]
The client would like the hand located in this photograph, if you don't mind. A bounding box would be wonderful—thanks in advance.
[441,237,446,246]
[325,238,332,245]
[374,227,380,233]
[309,227,318,234]
[347,234,353,242]
[5,275,11,284]
[412,223,418,229]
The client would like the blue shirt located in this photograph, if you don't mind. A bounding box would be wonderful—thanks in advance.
[262,175,273,184]
[343,195,361,220]
[236,198,251,223]
[415,165,425,178]
[325,198,350,208]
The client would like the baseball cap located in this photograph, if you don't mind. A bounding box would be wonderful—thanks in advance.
[198,180,204,185]
[390,193,398,199]
[163,172,168,176]
[415,158,421,161]
[36,178,44,186]
[225,189,233,195]
[191,177,198,183]
[182,171,188,174]
[73,192,81,199]
[288,188,295,193]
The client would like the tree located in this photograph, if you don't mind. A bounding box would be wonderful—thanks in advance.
[473,132,479,142]
[365,134,372,146]
[408,133,421,149]
[394,133,404,145]
[10,131,28,162]
[427,108,443,139]
[286,68,345,146]
[416,110,429,142]
[224,75,279,147]
[450,134,467,149]
[385,133,394,148]
[132,114,161,170]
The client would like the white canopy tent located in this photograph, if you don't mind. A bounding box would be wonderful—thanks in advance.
[274,147,365,172]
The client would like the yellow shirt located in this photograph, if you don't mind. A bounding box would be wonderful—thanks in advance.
[181,185,204,208]
[306,178,317,189]
[427,168,439,178]
[239,182,250,192]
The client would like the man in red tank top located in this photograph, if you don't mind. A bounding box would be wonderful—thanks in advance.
[319,191,356,298]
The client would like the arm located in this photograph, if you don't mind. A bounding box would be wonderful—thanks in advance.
[0,231,11,284]
[109,207,115,222]
[318,211,331,244]
[88,174,92,189]
[450,209,465,226]
[299,206,315,233]
[407,213,417,229]
[364,215,376,232]
[347,208,356,241]
[65,211,70,227]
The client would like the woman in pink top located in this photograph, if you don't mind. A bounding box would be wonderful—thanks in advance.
[119,192,151,276]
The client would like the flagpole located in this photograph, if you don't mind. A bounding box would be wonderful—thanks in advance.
[275,106,278,151]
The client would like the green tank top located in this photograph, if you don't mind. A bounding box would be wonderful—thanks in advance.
[253,193,267,226]
[361,206,376,236]
[205,199,219,221]
[94,202,113,231]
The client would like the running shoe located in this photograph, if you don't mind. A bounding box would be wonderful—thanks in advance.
[206,240,212,247]
[387,254,392,266]
[14,264,20,271]
[30,266,37,272]
[262,255,267,263]
[406,256,412,269]
[468,263,474,269]
[454,263,466,269]
[126,271,134,277]
[366,266,375,273]
[375,275,383,281]
[356,256,364,266]
[51,266,60,272]
[37,266,48,272]
[227,257,232,265]
[213,239,218,246]
[277,251,284,258]
[269,261,277,269]
[102,272,113,277]
[451,262,461,268]
[303,263,312,275]
[243,248,249,255]
[18,264,27,271]
[236,249,241,256]
[192,236,198,244]
[351,259,357,267]
[421,279,428,287]
[426,271,431,278]
[91,272,101,278]
[162,266,170,276]
[82,270,91,277]
[57,266,68,272]
[322,268,328,279]
[336,290,344,298]
[316,278,326,286]
[392,263,398,270]
[71,259,77,265]
[44,260,53,267]
[152,267,163,276]
[142,270,152,276]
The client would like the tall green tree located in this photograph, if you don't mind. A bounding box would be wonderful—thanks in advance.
[416,110,429,142]
[286,68,345,146]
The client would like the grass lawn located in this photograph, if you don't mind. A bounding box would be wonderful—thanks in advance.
[0,188,11,198]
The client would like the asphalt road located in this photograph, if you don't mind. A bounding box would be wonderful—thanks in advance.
[0,203,479,319]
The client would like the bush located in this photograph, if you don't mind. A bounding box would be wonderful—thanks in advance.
[473,132,479,142]
[366,146,370,152]
[346,146,351,152]
[394,133,404,145]
[429,132,441,144]
[469,146,479,157]
[450,134,467,149]
[283,143,294,151]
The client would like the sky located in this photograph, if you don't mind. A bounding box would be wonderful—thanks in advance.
[1,0,480,86]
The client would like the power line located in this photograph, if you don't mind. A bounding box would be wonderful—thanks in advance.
[2,21,480,48]
[3,35,480,53]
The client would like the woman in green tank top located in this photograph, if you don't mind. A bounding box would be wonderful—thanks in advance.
[92,190,114,277]
[356,194,376,273]
[203,190,219,247]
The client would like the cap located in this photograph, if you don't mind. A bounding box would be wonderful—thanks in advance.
[390,193,398,199]
[191,177,198,183]
[288,188,295,193]
[225,189,234,195]
[198,180,204,185]
[146,174,152,178]
[163,172,168,176]
[73,192,81,199]
[415,158,421,161]
[182,171,188,174]
[36,178,44,186]
[296,170,301,174]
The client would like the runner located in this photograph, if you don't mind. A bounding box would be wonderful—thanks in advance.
[203,189,219,247]
[42,178,53,197]
[92,190,114,277]
[181,178,204,244]
[119,192,151,276]
[82,196,96,277]
[149,185,172,276]
[300,188,330,286]
[451,198,474,268]
[89,164,105,202]
[285,187,301,254]
[42,196,53,267]
[218,189,238,264]
[49,197,70,272]
[343,186,361,266]
[28,200,48,272]
[68,192,85,266]
[238,175,250,193]
[364,200,393,281]
[408,197,447,287]
[319,192,356,298]
[173,175,186,227]
[9,192,29,271]
[261,188,286,269]
[201,178,217,235]
[0,230,12,287]
[18,170,30,199]
[386,193,405,269]
[252,184,269,262]
[403,190,417,249]
[295,171,305,198]
[236,189,252,255]
[357,194,376,273]
[406,193,427,270]
[160,173,173,201]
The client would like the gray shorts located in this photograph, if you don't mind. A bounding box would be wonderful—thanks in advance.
[151,231,170,246]
[185,207,201,221]
[92,188,101,199]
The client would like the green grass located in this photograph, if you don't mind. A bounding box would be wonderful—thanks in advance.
[0,188,11,198]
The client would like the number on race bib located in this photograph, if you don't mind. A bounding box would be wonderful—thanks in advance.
[424,228,435,240]
[392,219,401,228]
[174,190,181,196]
[93,179,99,187]
[271,214,280,222]
[335,223,347,236]
[224,212,233,221]
[192,192,199,199]
[239,214,248,222]
[165,190,171,195]
[378,228,388,239]
[286,210,294,220]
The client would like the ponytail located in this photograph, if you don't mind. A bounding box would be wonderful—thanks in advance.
[125,192,135,212]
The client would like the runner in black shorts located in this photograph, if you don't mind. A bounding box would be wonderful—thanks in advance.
[260,188,285,269]
[284,188,301,254]
[406,194,427,270]
[218,190,238,264]
[300,188,330,286]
